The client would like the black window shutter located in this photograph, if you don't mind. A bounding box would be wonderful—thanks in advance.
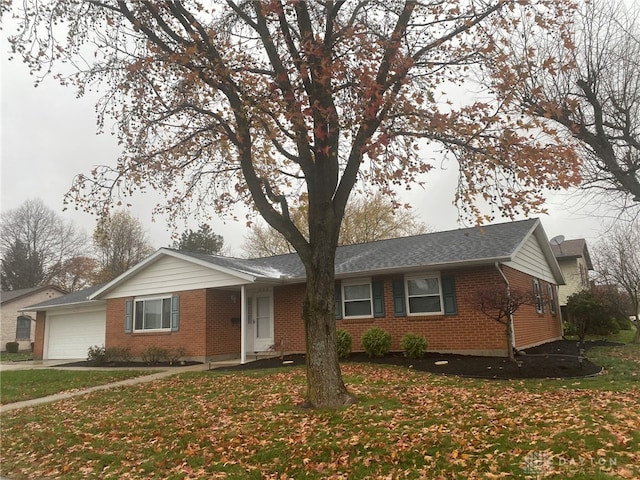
[372,280,385,317]
[335,284,342,320]
[125,299,133,333]
[441,275,457,315]
[392,279,406,317]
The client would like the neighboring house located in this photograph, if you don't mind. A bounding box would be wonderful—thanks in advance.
[29,218,564,361]
[0,286,66,351]
[551,238,593,320]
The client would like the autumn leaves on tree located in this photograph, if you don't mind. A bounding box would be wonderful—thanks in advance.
[7,1,582,407]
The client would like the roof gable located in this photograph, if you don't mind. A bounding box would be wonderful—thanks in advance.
[1,285,67,305]
[91,249,263,299]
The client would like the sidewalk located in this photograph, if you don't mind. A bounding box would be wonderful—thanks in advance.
[0,360,241,414]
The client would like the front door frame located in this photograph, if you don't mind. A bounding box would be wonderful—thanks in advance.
[241,286,274,363]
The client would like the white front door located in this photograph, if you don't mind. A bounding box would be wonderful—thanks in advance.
[246,289,273,352]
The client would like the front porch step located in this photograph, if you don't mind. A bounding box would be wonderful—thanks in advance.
[248,351,283,361]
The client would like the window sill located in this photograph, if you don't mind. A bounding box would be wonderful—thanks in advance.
[132,329,173,335]
[338,317,376,324]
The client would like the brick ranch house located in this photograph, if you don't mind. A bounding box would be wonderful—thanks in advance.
[29,218,564,362]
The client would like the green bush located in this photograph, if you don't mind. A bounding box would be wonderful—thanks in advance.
[141,345,169,365]
[567,290,622,341]
[615,316,633,331]
[401,333,428,359]
[361,327,392,358]
[336,329,352,359]
[589,316,620,336]
[87,345,107,365]
[5,342,19,354]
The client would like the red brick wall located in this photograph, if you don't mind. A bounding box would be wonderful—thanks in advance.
[205,289,242,357]
[33,311,46,360]
[504,266,562,349]
[272,266,561,357]
[105,289,242,361]
[106,290,208,359]
[101,265,562,360]
[273,284,307,352]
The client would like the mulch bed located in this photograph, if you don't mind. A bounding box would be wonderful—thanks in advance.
[55,360,203,368]
[219,340,624,380]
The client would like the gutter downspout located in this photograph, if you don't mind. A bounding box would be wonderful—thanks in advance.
[240,285,246,364]
[495,262,517,358]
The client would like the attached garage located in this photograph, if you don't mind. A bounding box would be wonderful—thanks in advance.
[44,307,106,359]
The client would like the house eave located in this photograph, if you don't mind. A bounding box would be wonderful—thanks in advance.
[268,257,515,284]
[23,299,106,312]
[338,257,515,280]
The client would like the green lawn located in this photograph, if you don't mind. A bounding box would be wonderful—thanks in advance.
[1,334,638,479]
[0,369,155,405]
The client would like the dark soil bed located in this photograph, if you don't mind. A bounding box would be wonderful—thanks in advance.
[219,340,624,379]
[55,360,203,368]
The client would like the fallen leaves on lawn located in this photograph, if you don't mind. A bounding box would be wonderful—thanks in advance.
[1,365,638,479]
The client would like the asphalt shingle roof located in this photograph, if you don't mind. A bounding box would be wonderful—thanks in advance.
[26,284,106,310]
[180,218,539,280]
[551,238,593,270]
[28,218,545,310]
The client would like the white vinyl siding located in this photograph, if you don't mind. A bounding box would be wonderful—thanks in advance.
[102,256,250,299]
[557,257,590,306]
[506,235,556,284]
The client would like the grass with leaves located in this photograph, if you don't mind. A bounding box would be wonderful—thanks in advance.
[1,334,638,479]
[0,369,155,405]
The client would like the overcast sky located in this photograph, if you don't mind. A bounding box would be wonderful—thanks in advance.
[1,31,611,258]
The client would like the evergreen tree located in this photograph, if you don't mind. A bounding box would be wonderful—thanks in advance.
[172,224,224,255]
[0,239,43,290]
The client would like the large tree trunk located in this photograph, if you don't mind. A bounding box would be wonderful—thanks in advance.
[300,233,356,408]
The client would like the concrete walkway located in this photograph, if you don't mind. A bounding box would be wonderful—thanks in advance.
[0,360,241,414]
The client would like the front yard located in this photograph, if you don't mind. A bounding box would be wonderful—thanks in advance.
[0,369,155,405]
[1,332,638,479]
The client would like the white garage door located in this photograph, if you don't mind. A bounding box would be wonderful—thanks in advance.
[45,310,106,359]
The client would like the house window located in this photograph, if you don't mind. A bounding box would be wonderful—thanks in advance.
[547,284,556,315]
[342,279,372,318]
[16,316,31,340]
[134,297,172,331]
[406,274,443,315]
[532,279,544,314]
